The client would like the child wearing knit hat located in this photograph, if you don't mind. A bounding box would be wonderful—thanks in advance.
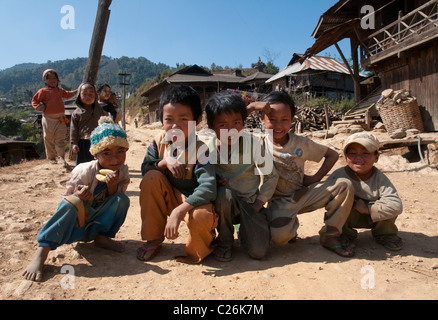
[23,116,130,282]
[328,132,403,251]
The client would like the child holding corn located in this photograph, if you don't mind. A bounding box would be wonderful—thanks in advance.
[23,116,130,282]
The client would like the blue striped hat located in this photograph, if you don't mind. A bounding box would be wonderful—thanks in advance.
[89,116,129,156]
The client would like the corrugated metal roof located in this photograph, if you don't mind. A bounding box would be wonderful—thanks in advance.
[266,54,351,83]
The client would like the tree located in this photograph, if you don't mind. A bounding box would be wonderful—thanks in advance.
[0,115,21,137]
[264,61,279,74]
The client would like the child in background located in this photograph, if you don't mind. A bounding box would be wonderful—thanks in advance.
[23,116,130,282]
[138,85,217,264]
[328,132,403,250]
[252,91,355,257]
[31,69,78,167]
[70,83,108,165]
[109,92,122,124]
[205,91,278,262]
[97,84,118,121]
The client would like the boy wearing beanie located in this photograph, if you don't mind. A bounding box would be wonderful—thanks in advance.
[23,117,130,282]
[328,132,403,251]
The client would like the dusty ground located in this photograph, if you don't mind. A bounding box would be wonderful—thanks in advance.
[1,123,437,301]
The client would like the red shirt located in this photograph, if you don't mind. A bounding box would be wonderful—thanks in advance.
[32,87,75,115]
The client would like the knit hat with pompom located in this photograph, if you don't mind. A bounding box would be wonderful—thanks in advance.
[89,116,129,156]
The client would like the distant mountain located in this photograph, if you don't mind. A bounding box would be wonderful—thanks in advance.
[0,56,170,102]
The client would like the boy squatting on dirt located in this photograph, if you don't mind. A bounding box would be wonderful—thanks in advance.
[250,91,356,257]
[328,132,403,251]
[23,116,130,282]
[205,91,279,262]
[137,85,217,264]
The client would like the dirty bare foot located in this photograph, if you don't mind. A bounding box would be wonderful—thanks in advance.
[94,235,125,253]
[22,246,51,282]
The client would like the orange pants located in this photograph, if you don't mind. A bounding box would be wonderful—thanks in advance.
[139,170,217,264]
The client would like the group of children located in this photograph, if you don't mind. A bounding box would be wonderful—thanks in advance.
[23,78,404,282]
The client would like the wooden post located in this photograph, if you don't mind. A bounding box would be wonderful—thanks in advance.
[82,0,112,85]
[334,42,361,102]
[350,36,361,103]
[323,104,330,129]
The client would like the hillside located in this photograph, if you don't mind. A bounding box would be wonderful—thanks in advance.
[0,56,170,103]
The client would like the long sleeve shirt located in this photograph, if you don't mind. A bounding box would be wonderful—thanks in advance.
[209,132,278,204]
[328,166,403,222]
[70,105,107,144]
[141,131,216,208]
[64,160,130,205]
[32,87,76,116]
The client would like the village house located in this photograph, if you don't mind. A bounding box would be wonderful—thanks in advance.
[141,64,272,123]
[0,134,39,165]
[266,53,359,101]
[304,0,438,131]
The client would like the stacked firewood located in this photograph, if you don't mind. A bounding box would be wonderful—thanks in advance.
[294,105,342,132]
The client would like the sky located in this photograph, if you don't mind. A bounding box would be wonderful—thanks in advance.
[0,0,351,71]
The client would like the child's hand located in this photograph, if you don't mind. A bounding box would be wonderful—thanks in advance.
[165,208,184,240]
[105,170,120,188]
[354,199,370,214]
[247,101,271,115]
[216,175,229,187]
[163,157,186,179]
[250,199,265,213]
[36,104,46,112]
[72,144,80,154]
[76,185,92,202]
[164,202,193,240]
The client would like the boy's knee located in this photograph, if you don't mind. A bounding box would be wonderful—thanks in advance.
[140,170,166,189]
[331,178,354,195]
[115,193,130,207]
[189,206,216,228]
[248,245,269,260]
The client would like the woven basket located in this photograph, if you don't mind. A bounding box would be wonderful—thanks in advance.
[378,98,424,134]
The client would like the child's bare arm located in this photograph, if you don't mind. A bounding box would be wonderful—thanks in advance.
[303,148,339,186]
[157,157,186,179]
[247,101,271,115]
[165,202,193,239]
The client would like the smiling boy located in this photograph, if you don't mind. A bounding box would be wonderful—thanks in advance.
[251,91,355,257]
[206,91,278,261]
[328,132,403,250]
[138,85,217,264]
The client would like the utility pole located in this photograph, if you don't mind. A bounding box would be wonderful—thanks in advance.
[119,72,131,130]
[83,0,112,85]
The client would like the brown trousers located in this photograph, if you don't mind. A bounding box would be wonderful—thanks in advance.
[139,170,217,263]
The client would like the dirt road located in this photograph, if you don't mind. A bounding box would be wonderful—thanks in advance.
[1,124,437,300]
